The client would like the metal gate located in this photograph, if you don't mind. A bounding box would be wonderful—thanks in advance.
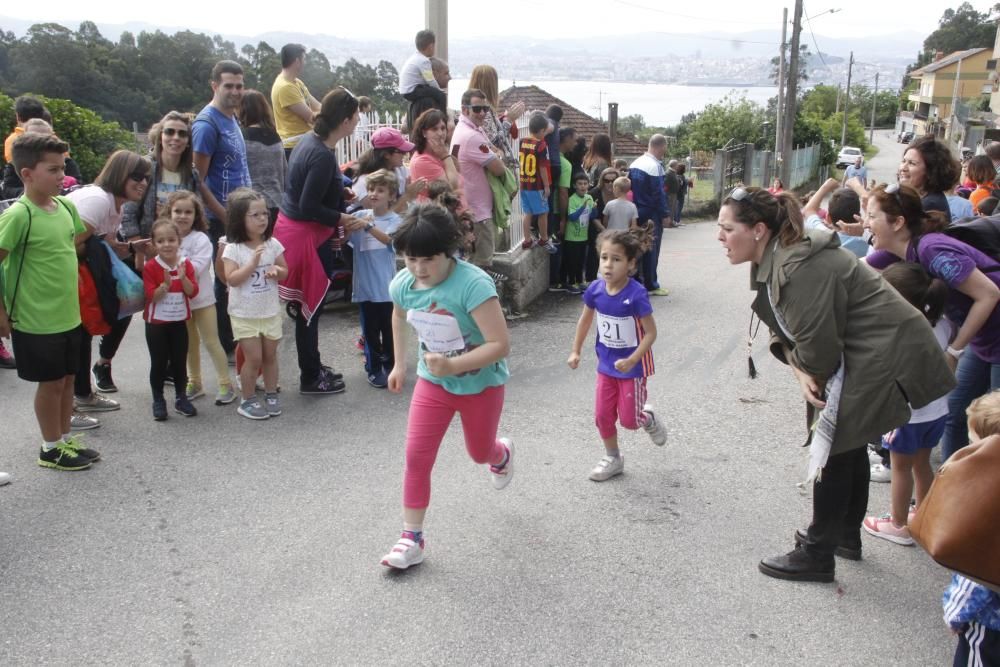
[722,143,748,192]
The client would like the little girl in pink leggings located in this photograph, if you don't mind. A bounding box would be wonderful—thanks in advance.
[381,204,513,570]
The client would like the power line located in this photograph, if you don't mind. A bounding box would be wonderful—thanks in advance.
[803,5,830,68]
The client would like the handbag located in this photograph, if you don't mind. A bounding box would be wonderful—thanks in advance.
[909,434,1000,591]
[102,240,144,318]
[78,264,110,335]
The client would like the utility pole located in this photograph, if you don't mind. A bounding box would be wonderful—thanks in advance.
[775,7,788,157]
[425,0,448,62]
[780,0,802,187]
[869,71,879,144]
[840,51,854,147]
[835,84,841,114]
[949,57,963,140]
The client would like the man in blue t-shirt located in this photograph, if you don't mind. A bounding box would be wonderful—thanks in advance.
[192,60,251,355]
[192,60,252,228]
[842,156,868,189]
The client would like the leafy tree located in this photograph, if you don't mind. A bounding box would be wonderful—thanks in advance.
[681,95,769,154]
[0,92,136,181]
[770,44,812,85]
[904,3,998,85]
[618,114,645,137]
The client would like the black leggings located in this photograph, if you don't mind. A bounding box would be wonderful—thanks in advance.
[145,321,188,400]
[75,315,132,397]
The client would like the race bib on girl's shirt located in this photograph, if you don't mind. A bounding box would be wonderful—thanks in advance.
[407,310,465,353]
[582,277,655,379]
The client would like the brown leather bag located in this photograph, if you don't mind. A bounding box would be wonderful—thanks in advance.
[910,434,1000,591]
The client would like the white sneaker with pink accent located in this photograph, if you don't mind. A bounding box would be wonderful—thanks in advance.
[381,534,425,570]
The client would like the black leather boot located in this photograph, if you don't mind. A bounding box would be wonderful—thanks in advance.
[758,545,835,583]
[794,528,862,560]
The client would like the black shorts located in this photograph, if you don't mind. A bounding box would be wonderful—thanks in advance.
[10,326,82,382]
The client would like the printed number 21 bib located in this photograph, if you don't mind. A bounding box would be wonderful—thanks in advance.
[596,312,637,349]
[249,265,271,295]
[407,310,465,353]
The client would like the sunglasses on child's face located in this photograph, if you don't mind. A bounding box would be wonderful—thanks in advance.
[162,128,189,139]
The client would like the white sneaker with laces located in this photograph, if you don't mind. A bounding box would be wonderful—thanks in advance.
[489,438,514,490]
[381,535,425,570]
[870,463,891,483]
[642,405,667,446]
[867,448,884,466]
[589,454,624,481]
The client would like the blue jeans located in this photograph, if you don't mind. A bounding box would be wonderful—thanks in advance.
[941,349,1000,461]
[640,219,665,290]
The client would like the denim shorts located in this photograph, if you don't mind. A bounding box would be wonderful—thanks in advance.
[882,415,947,455]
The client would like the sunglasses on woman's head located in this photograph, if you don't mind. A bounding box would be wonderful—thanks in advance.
[729,187,750,201]
[162,128,189,139]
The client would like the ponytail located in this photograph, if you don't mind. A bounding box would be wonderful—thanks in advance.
[721,187,804,247]
[774,191,805,247]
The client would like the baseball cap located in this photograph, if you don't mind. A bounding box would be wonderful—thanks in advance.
[371,127,415,152]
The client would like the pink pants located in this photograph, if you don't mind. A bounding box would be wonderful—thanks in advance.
[594,372,649,439]
[403,378,506,509]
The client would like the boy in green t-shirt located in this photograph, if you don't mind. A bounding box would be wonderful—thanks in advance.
[561,174,595,294]
[0,134,99,471]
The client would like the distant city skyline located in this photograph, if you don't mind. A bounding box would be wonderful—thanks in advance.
[0,0,954,42]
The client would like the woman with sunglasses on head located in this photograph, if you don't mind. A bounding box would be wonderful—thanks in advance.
[865,183,1000,463]
[68,150,154,415]
[717,186,953,583]
[467,65,524,169]
[121,111,208,269]
[273,87,367,395]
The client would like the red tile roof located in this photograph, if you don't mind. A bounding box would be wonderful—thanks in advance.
[498,85,648,158]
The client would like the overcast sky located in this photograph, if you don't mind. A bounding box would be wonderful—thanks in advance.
[0,0,956,41]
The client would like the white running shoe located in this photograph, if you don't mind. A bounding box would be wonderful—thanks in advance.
[381,535,425,570]
[589,454,624,481]
[489,438,514,490]
[870,463,892,483]
[642,404,667,446]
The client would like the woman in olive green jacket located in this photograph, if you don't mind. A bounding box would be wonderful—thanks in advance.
[717,187,955,583]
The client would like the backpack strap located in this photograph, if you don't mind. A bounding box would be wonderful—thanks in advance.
[6,200,32,325]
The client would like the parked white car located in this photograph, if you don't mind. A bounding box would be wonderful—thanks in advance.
[836,146,863,168]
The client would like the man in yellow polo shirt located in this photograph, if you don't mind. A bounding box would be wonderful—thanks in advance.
[271,44,322,156]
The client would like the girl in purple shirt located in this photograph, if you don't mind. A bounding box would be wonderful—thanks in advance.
[864,183,1000,461]
[567,229,667,482]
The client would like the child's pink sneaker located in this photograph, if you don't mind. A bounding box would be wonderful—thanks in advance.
[862,515,914,546]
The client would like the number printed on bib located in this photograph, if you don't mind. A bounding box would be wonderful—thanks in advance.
[596,312,638,349]
[249,266,271,295]
[407,309,466,353]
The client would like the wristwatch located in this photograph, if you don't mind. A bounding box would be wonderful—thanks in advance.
[364,221,375,232]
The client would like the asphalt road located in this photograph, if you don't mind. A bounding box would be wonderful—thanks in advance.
[0,205,955,665]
